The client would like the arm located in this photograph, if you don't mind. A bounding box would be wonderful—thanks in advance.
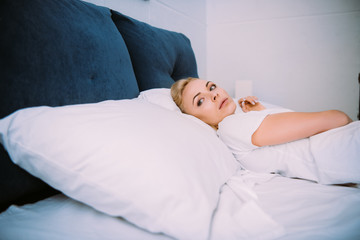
[252,110,352,147]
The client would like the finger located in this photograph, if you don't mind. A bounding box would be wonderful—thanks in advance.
[238,99,244,107]
[240,100,249,113]
[239,96,258,106]
[244,96,257,105]
[238,98,246,105]
[250,96,260,104]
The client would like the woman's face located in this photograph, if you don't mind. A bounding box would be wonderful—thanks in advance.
[182,79,236,128]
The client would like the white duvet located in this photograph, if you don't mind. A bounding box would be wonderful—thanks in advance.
[310,121,360,184]
[220,115,360,185]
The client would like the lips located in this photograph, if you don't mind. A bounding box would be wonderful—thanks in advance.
[219,98,228,109]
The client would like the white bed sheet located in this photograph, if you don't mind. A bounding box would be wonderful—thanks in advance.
[0,194,173,240]
[1,172,359,240]
[255,176,360,240]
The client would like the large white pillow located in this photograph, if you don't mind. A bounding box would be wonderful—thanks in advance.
[138,88,180,112]
[0,99,239,240]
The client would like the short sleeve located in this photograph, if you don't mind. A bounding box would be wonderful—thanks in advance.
[217,103,292,160]
[217,111,271,154]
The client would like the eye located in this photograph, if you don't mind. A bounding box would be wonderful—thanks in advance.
[197,98,204,107]
[209,84,216,91]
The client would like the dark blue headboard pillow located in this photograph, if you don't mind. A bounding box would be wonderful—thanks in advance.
[0,0,198,212]
[0,0,139,212]
[111,10,198,91]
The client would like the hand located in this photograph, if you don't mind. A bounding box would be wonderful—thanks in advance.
[238,96,266,113]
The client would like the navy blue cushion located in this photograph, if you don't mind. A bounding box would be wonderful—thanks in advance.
[0,145,59,212]
[111,10,198,91]
[0,0,139,211]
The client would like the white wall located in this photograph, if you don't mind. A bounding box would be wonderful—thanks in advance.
[84,0,360,120]
[206,0,360,120]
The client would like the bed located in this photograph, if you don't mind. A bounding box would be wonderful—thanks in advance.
[0,0,359,240]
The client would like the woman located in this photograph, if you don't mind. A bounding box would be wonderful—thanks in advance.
[171,77,359,184]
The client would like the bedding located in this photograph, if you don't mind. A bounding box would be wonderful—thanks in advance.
[1,0,360,239]
[310,121,360,184]
[1,172,359,240]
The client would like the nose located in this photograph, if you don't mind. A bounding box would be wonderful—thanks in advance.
[211,91,219,102]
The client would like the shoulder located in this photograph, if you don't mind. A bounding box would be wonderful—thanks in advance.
[217,111,269,150]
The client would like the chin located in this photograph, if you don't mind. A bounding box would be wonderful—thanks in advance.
[227,101,237,114]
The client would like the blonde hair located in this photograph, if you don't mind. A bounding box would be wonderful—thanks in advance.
[171,77,197,113]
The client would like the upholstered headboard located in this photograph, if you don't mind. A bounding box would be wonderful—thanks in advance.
[0,0,198,211]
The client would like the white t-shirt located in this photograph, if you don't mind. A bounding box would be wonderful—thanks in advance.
[217,104,320,182]
[217,108,285,152]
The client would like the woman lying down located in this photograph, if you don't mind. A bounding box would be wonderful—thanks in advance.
[171,77,360,185]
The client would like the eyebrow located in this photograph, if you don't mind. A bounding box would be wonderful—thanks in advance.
[192,92,200,105]
[192,81,211,105]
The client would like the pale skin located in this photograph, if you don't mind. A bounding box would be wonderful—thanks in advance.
[181,79,352,147]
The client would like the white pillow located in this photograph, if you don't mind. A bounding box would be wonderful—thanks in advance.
[138,88,180,112]
[0,99,238,240]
